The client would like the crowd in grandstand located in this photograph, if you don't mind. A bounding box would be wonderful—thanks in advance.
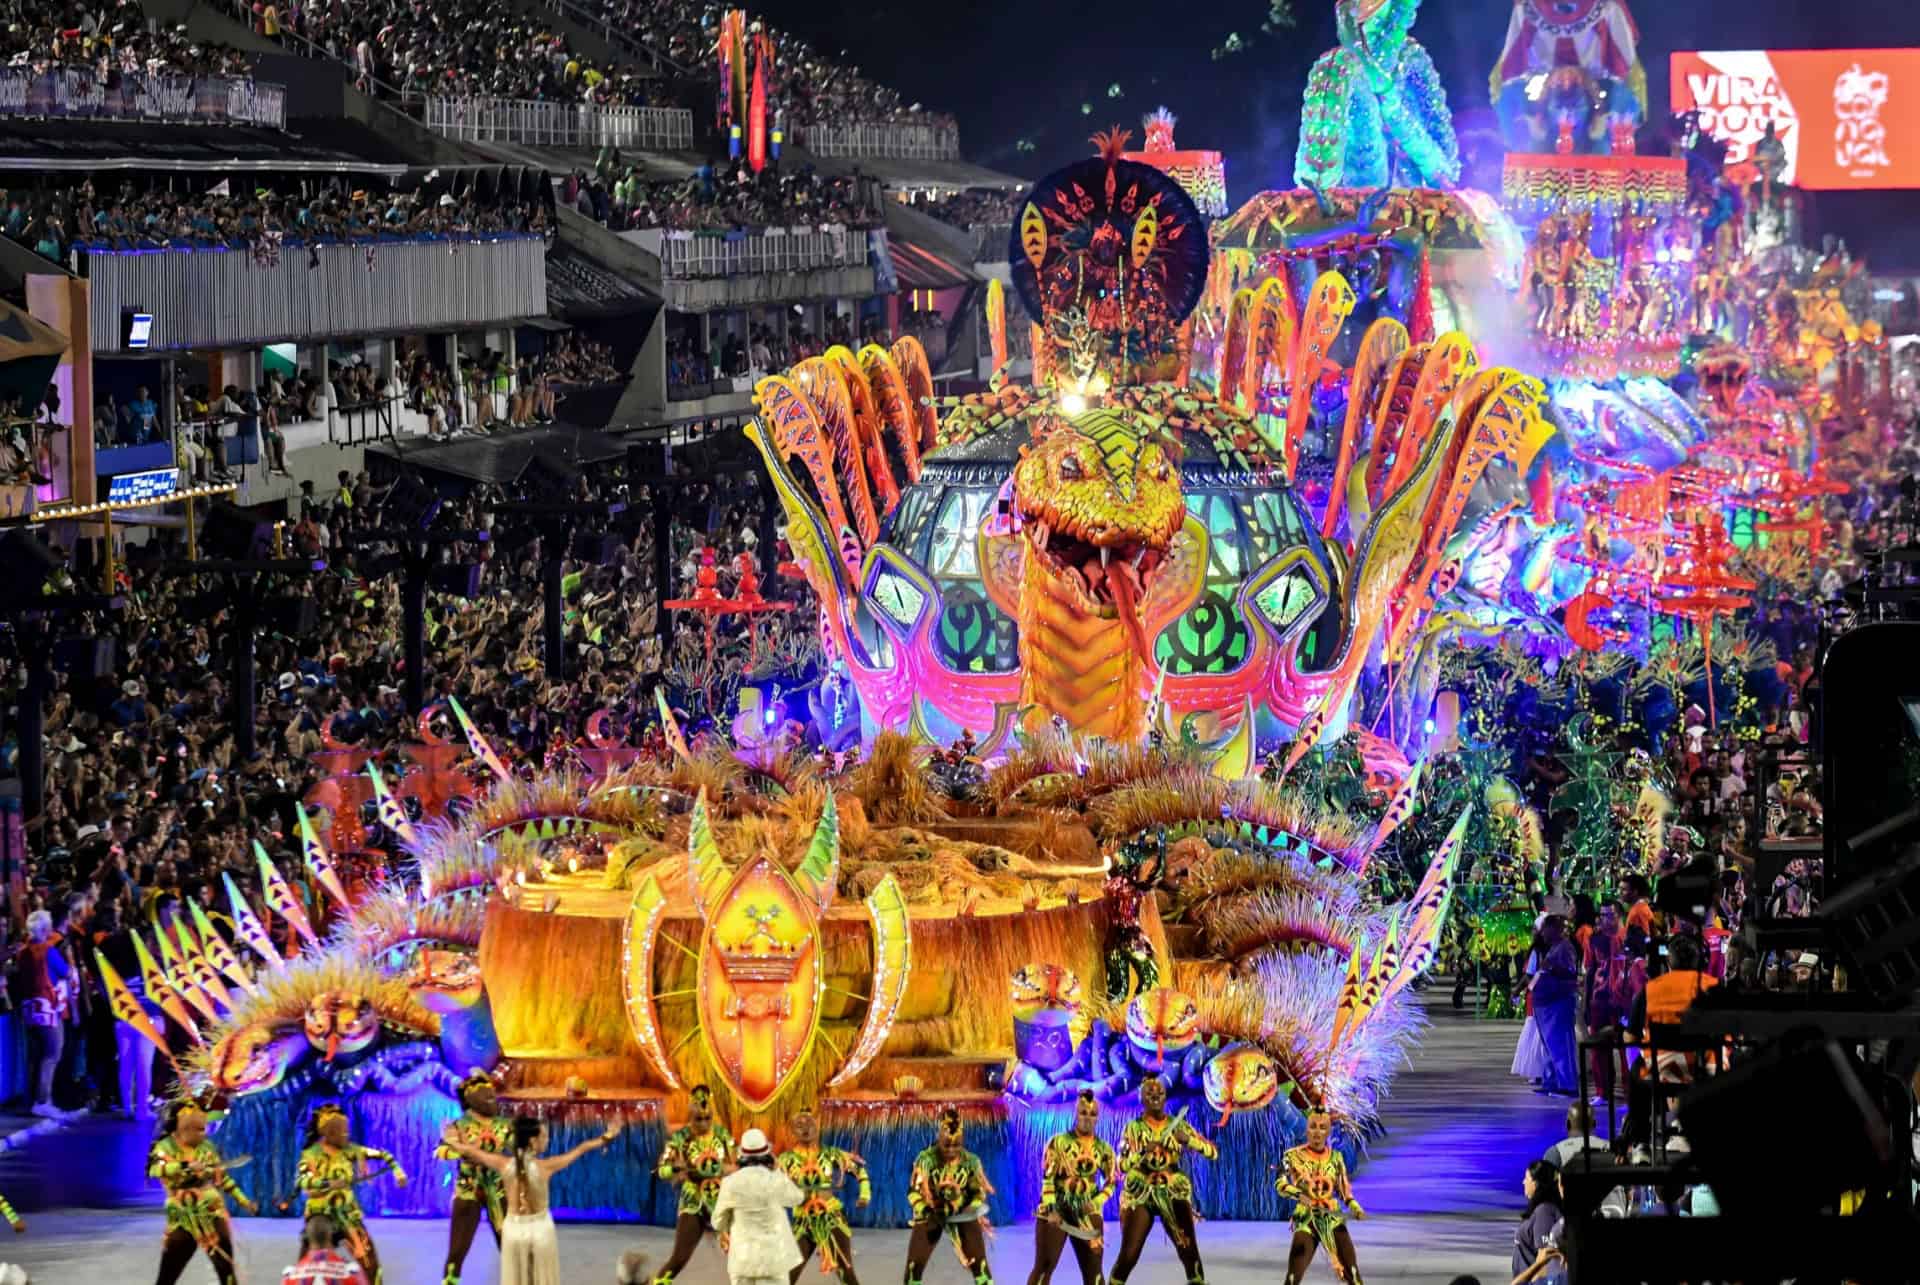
[1,174,549,263]
[667,313,870,387]
[248,0,667,107]
[568,157,878,232]
[2,0,251,76]
[911,187,1022,230]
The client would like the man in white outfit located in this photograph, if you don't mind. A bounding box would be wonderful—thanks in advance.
[712,1129,804,1285]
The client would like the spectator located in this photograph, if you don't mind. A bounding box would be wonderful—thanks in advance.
[12,910,76,1118]
[1511,1161,1565,1285]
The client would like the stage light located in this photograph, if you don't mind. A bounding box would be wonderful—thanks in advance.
[1060,392,1087,415]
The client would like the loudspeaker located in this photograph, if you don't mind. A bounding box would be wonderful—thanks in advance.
[203,502,274,560]
[1676,1035,1890,1215]
[53,637,115,679]
[429,562,484,599]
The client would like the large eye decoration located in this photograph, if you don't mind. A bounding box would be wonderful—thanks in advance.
[1060,455,1085,481]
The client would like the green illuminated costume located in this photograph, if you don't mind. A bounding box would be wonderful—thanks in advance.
[1036,1132,1118,1242]
[1118,1114,1214,1233]
[150,1137,245,1249]
[777,1142,870,1277]
[658,1123,733,1220]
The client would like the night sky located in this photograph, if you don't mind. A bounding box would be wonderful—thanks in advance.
[754,0,1920,268]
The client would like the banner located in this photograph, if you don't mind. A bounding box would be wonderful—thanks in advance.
[0,69,285,128]
[1672,49,1920,189]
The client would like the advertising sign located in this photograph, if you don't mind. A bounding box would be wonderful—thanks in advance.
[1671,49,1920,189]
[107,468,181,504]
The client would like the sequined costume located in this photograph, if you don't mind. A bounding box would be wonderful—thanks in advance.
[659,1123,734,1220]
[150,1134,248,1285]
[1036,1133,1118,1241]
[298,1140,405,1267]
[1275,1144,1363,1258]
[777,1143,870,1278]
[1118,1115,1214,1228]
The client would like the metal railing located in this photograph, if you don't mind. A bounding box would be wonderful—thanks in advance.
[424,96,693,151]
[801,121,960,162]
[0,67,285,128]
[622,226,869,279]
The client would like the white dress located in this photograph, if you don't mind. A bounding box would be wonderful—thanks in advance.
[712,1163,804,1285]
[500,1155,561,1285]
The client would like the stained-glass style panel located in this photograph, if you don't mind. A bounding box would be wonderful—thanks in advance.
[934,583,1020,673]
[1155,491,1252,675]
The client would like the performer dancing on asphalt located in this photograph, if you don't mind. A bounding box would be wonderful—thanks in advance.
[777,1104,870,1285]
[1109,1075,1216,1285]
[1028,1089,1118,1285]
[650,1084,735,1285]
[436,1069,512,1284]
[904,1107,995,1285]
[1276,1108,1366,1284]
[297,1103,408,1285]
[151,1100,257,1285]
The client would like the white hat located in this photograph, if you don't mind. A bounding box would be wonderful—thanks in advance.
[738,1127,770,1157]
[121,679,141,696]
[277,672,298,691]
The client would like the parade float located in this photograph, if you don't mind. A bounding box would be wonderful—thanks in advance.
[119,0,1868,1236]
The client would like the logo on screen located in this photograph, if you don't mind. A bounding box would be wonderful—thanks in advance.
[107,468,180,504]
[1834,63,1892,175]
[1683,58,1799,171]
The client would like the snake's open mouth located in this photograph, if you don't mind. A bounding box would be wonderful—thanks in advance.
[1029,521,1167,613]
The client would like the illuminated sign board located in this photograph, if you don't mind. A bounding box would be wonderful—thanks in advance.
[107,467,180,504]
[1672,49,1920,189]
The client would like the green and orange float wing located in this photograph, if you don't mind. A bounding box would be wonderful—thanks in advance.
[1207,695,1258,782]
[745,418,861,667]
[296,802,352,912]
[171,915,235,1012]
[224,871,283,973]
[191,900,256,996]
[1323,932,1368,1062]
[1240,276,1294,426]
[1381,332,1476,499]
[1282,272,1357,480]
[686,790,729,922]
[794,790,841,916]
[1324,317,1408,540]
[365,763,418,851]
[793,356,881,548]
[133,929,201,1042]
[150,926,219,1026]
[255,841,319,949]
[96,951,178,1071]
[985,277,1008,378]
[859,343,924,480]
[448,695,513,784]
[653,687,695,763]
[1374,806,1471,1011]
[754,374,860,569]
[890,337,940,461]
[1362,756,1425,863]
[827,344,901,516]
[620,870,682,1091]
[827,872,911,1088]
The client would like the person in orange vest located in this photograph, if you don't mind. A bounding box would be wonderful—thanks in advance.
[1621,934,1718,1147]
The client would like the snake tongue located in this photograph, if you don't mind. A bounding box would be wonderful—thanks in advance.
[1107,558,1150,663]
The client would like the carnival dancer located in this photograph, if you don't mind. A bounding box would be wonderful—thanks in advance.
[1275,1108,1366,1285]
[776,1104,869,1285]
[1028,1090,1118,1285]
[1109,1076,1215,1285]
[297,1104,408,1285]
[440,1115,622,1285]
[151,1100,257,1285]
[436,1070,512,1285]
[904,1107,995,1285]
[650,1084,735,1285]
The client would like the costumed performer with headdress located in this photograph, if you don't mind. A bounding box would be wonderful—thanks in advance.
[1276,1107,1366,1284]
[436,1069,512,1285]
[1109,1075,1215,1285]
[440,1114,622,1285]
[1029,1089,1118,1285]
[297,1102,408,1285]
[150,1099,257,1285]
[649,1084,735,1285]
[776,1104,869,1284]
[904,1107,995,1285]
